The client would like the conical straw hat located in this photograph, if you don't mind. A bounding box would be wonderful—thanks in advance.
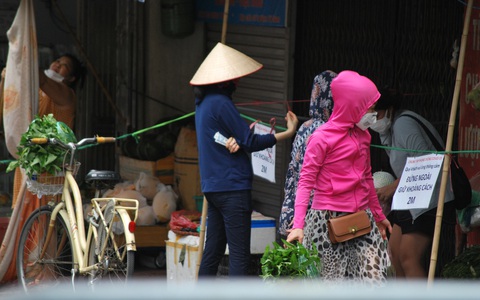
[190,42,263,85]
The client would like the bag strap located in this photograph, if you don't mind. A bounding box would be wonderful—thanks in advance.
[400,114,462,169]
[399,114,443,152]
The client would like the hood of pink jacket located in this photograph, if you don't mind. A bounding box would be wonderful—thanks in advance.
[329,70,380,128]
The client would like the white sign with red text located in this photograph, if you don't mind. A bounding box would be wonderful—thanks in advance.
[392,153,444,210]
[251,123,276,183]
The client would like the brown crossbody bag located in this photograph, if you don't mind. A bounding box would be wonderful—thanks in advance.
[327,210,372,244]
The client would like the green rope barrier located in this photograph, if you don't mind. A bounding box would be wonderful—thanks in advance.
[124,112,195,141]
[76,111,197,150]
[2,110,480,167]
[240,113,288,131]
[370,144,480,155]
[0,111,198,165]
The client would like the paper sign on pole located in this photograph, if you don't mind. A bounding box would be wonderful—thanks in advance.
[251,123,276,183]
[392,153,444,210]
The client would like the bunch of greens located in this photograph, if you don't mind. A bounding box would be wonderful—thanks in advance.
[260,239,321,280]
[6,114,77,178]
[442,245,480,279]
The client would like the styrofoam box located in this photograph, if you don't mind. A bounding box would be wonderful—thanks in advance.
[166,231,199,284]
[222,211,276,255]
[166,212,275,282]
[249,211,276,254]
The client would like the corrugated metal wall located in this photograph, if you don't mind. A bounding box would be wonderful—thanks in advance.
[205,22,294,219]
[76,0,117,180]
[76,0,144,181]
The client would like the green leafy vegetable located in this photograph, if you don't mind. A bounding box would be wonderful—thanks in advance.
[260,239,321,280]
[6,114,77,178]
[442,245,480,279]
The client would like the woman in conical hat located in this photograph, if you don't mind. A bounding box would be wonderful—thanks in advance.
[192,42,298,277]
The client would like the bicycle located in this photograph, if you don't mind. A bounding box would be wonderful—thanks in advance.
[16,136,139,293]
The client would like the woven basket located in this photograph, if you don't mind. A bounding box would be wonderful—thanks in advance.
[26,162,81,198]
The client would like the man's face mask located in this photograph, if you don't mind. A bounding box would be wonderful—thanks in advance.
[370,112,392,134]
[356,112,377,131]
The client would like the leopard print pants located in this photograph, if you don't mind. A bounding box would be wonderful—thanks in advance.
[303,209,391,286]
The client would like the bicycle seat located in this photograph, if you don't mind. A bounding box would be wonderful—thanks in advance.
[85,170,121,183]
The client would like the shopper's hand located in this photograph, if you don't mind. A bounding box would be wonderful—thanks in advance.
[225,137,240,153]
[274,111,299,142]
[1,68,5,80]
[286,228,304,244]
[284,111,299,136]
[376,179,399,204]
[375,218,392,240]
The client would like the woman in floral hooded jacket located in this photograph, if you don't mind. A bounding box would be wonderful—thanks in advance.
[278,70,337,237]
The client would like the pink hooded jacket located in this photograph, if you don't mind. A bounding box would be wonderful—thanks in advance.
[292,71,386,230]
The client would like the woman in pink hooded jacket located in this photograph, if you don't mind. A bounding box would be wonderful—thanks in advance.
[287,70,392,285]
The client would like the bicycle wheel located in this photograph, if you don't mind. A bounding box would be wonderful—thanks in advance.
[88,210,135,286]
[17,205,75,293]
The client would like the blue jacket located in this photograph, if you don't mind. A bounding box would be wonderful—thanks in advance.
[195,88,276,193]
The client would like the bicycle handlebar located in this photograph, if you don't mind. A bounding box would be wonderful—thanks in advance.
[27,136,116,169]
[96,137,116,144]
[30,138,48,144]
[28,136,116,149]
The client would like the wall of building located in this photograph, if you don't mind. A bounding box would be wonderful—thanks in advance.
[143,0,205,127]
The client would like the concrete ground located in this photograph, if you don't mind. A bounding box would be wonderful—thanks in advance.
[0,247,168,298]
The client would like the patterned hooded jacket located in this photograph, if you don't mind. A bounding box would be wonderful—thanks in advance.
[278,70,336,236]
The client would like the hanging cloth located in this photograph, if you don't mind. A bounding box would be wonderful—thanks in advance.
[0,0,38,282]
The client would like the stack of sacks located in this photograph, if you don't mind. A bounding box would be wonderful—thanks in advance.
[83,172,178,226]
[135,172,178,225]
[82,181,142,222]
[152,185,178,223]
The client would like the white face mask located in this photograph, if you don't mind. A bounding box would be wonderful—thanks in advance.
[356,112,377,131]
[370,114,392,134]
[44,69,64,83]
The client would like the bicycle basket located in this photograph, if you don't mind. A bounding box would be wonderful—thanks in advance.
[26,162,81,198]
